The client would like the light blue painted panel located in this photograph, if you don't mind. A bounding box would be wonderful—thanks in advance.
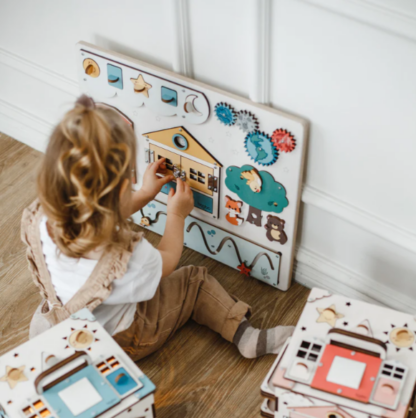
[43,365,119,418]
[141,200,280,287]
[135,375,156,400]
[161,86,178,106]
[107,64,123,90]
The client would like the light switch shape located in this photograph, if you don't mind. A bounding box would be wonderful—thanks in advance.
[107,64,123,90]
[326,356,366,389]
[58,377,102,416]
[161,86,177,106]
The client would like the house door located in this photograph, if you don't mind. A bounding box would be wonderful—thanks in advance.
[180,157,213,196]
[149,144,181,176]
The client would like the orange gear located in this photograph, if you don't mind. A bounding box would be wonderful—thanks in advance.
[271,129,296,153]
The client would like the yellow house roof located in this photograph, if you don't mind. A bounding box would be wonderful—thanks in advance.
[143,126,222,167]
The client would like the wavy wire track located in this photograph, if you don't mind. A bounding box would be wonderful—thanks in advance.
[140,209,167,224]
[140,211,275,271]
[186,222,274,271]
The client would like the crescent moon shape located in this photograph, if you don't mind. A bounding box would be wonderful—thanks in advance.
[184,94,203,116]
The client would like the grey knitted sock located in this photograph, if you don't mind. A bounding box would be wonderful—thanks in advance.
[233,318,295,359]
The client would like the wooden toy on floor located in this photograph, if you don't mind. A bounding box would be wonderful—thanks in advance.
[0,309,156,418]
[77,41,308,291]
[260,288,416,418]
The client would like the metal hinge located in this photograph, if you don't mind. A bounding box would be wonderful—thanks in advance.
[145,149,155,163]
[208,174,218,193]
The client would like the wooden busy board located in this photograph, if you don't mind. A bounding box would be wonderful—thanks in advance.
[77,41,308,291]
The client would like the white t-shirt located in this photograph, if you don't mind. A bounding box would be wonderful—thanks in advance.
[39,216,162,335]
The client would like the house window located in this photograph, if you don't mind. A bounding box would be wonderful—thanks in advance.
[189,168,206,185]
[172,134,188,150]
[158,155,173,170]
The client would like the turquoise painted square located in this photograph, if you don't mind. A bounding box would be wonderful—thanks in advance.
[161,86,177,106]
[107,64,123,89]
[106,367,138,396]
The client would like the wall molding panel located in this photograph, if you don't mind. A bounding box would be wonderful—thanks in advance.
[294,245,416,314]
[1,0,414,313]
[302,185,416,254]
[166,0,193,77]
[249,0,272,104]
[0,47,78,96]
[0,52,414,253]
[299,0,416,42]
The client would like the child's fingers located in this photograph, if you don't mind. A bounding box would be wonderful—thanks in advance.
[160,175,174,185]
[152,158,166,172]
[176,177,184,193]
[168,187,175,198]
[183,181,190,193]
[184,181,193,196]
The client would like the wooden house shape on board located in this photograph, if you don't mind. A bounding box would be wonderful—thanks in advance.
[144,126,222,218]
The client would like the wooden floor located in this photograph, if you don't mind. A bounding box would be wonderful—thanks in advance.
[0,133,310,417]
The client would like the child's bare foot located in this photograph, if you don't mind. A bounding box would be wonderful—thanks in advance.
[233,318,295,358]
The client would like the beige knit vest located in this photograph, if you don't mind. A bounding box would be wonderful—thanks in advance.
[21,200,143,338]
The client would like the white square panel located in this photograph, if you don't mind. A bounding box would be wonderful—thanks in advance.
[58,377,103,416]
[326,356,367,389]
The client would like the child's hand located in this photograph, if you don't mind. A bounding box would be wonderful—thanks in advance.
[167,178,194,219]
[140,159,174,200]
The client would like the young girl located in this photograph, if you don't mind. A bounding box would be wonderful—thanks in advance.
[21,95,293,361]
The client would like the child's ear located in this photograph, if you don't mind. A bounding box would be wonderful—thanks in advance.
[119,178,130,198]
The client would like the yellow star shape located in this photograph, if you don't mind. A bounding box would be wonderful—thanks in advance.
[316,304,344,327]
[0,366,28,389]
[130,74,152,98]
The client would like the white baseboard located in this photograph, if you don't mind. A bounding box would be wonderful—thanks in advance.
[294,245,416,315]
[0,99,51,152]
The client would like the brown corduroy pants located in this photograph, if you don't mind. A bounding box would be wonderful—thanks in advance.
[113,266,251,361]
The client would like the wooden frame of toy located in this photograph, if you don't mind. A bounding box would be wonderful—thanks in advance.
[77,41,308,291]
[0,309,156,418]
[260,288,416,418]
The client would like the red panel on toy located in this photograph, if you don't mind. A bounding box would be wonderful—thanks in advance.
[311,344,382,402]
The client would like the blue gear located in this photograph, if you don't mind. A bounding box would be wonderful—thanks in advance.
[244,131,278,166]
[214,102,237,126]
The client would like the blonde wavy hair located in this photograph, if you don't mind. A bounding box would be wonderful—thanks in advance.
[38,96,136,258]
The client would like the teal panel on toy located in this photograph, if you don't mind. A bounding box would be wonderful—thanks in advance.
[43,365,119,418]
[107,64,123,90]
[139,200,281,287]
[135,375,157,400]
[106,367,137,396]
[161,86,178,106]
[161,181,213,214]
[225,165,288,214]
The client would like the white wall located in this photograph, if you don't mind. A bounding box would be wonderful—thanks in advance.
[1,0,415,312]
